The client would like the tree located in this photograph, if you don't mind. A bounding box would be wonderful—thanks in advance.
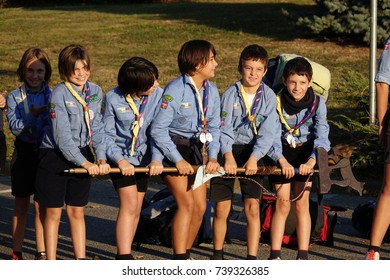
[297,0,390,45]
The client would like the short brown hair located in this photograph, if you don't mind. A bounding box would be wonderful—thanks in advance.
[58,44,90,81]
[283,57,313,81]
[177,40,216,75]
[238,44,268,73]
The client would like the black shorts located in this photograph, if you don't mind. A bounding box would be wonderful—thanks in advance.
[268,140,315,185]
[160,133,204,177]
[107,159,148,192]
[209,144,265,202]
[11,139,39,197]
[34,147,94,208]
[382,110,390,163]
[0,130,6,175]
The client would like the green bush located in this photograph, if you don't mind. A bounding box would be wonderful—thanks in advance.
[328,92,382,178]
[296,0,390,45]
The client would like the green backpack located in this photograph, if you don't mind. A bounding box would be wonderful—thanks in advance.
[265,53,331,102]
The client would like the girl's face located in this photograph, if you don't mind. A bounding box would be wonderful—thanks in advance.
[283,73,312,101]
[68,59,90,90]
[240,59,267,90]
[137,79,160,98]
[195,50,218,80]
[25,59,46,92]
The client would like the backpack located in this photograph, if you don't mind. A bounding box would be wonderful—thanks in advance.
[134,187,176,248]
[264,53,331,102]
[134,187,214,249]
[260,195,345,246]
[352,200,390,242]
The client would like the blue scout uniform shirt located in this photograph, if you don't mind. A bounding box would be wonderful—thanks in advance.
[40,82,106,166]
[268,95,330,162]
[220,80,279,160]
[7,84,50,144]
[375,35,390,85]
[150,74,221,163]
[103,86,164,166]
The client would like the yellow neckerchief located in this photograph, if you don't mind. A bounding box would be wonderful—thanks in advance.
[125,94,142,156]
[276,93,298,135]
[64,82,91,144]
[20,84,30,115]
[239,84,257,135]
[188,76,206,127]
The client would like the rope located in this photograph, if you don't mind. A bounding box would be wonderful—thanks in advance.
[221,173,312,202]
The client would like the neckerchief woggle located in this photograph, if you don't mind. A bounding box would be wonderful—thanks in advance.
[239,82,264,135]
[125,94,149,156]
[64,81,92,144]
[188,76,211,144]
[276,91,319,148]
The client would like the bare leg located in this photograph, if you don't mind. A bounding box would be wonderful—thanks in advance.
[186,183,207,250]
[164,174,193,255]
[370,163,390,247]
[44,207,62,260]
[34,201,46,254]
[66,205,86,259]
[244,198,260,257]
[293,181,312,251]
[12,196,30,253]
[270,183,291,251]
[212,200,231,251]
[116,185,138,255]
[130,191,146,245]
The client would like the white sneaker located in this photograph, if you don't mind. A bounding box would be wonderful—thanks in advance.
[365,250,380,260]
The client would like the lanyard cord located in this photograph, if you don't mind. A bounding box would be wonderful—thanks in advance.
[239,83,264,135]
[188,76,209,128]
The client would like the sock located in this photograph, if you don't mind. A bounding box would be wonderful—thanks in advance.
[11,251,23,260]
[186,249,191,259]
[115,253,134,260]
[297,250,309,260]
[368,245,380,252]
[246,255,257,260]
[173,253,187,260]
[213,249,223,257]
[269,250,281,260]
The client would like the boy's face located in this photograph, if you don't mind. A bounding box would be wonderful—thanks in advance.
[283,73,312,101]
[240,59,267,90]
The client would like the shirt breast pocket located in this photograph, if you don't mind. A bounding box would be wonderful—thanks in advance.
[179,106,194,116]
[233,107,242,117]
[172,106,194,126]
[66,105,80,129]
[116,112,133,129]
[66,105,79,116]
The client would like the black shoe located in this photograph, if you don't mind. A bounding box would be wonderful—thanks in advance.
[34,251,47,260]
[210,254,224,260]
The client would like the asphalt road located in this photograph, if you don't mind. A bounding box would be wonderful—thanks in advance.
[0,175,389,261]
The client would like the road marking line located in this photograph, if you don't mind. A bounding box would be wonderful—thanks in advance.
[0,189,11,194]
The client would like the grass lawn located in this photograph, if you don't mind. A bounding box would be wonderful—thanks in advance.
[0,0,380,185]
